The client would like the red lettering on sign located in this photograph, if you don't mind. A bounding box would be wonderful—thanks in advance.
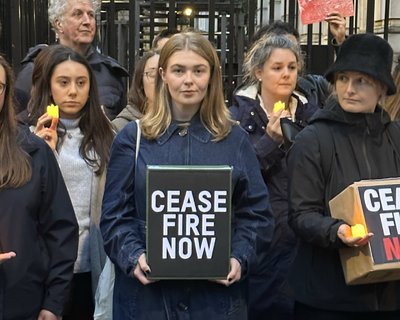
[383,237,400,261]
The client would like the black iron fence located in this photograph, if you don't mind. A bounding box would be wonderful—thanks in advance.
[0,0,396,102]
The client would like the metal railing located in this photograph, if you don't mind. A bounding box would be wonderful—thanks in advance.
[0,0,396,103]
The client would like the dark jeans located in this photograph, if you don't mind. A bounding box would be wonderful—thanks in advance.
[295,302,400,320]
[63,272,94,320]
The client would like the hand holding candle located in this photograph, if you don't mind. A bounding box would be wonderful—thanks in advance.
[338,223,373,248]
[351,224,366,238]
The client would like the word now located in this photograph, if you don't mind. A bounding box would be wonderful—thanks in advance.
[162,237,216,259]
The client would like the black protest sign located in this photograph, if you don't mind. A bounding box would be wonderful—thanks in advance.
[146,165,232,279]
[359,184,400,264]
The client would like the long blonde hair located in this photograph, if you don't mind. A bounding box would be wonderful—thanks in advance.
[140,31,232,141]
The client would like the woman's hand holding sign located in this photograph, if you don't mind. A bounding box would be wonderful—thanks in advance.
[215,257,241,287]
[133,253,156,285]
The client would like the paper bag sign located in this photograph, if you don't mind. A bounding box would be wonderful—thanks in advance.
[298,0,354,25]
[329,178,400,285]
[146,165,232,279]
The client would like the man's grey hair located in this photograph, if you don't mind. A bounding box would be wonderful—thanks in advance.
[48,0,100,30]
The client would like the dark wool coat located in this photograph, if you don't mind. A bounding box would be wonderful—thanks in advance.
[287,98,400,312]
[0,127,78,319]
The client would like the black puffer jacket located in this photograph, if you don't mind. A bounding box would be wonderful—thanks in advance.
[15,44,129,120]
[287,98,400,311]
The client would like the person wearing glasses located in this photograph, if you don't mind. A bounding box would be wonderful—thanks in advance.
[0,54,78,320]
[112,50,160,132]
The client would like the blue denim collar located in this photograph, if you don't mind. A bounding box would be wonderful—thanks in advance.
[156,112,212,145]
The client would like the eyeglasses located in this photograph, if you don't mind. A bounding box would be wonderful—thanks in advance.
[144,68,157,82]
[0,82,6,95]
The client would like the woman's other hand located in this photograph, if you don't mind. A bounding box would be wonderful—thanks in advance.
[34,113,58,151]
[133,253,156,285]
[0,251,16,264]
[326,12,346,45]
[215,257,242,287]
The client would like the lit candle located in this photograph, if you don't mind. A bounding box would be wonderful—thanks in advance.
[351,224,366,238]
[47,104,59,130]
[47,104,59,119]
[273,100,285,113]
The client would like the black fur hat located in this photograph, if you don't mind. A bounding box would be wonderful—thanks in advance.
[325,33,396,95]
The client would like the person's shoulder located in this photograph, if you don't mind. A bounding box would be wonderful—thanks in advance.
[229,122,250,139]
[21,44,49,64]
[89,49,129,76]
[115,120,137,141]
[17,125,49,154]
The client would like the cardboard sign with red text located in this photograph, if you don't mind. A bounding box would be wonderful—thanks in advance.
[330,178,400,285]
[298,0,354,25]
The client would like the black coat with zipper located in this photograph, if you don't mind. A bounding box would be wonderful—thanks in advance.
[287,98,400,312]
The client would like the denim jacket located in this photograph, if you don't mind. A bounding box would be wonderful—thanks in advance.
[101,113,274,319]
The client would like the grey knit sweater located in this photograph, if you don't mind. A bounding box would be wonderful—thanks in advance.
[58,118,92,273]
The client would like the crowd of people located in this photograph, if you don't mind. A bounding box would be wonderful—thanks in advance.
[1,0,400,319]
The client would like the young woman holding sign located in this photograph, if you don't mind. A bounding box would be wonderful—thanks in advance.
[100,31,274,319]
[287,33,400,319]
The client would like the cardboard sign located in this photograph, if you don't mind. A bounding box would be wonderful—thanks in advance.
[146,165,232,279]
[298,0,354,25]
[330,178,400,285]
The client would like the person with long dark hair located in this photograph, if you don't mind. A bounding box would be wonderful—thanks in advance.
[0,54,78,320]
[28,45,114,320]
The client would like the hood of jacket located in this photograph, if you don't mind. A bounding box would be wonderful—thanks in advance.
[235,84,308,105]
[114,104,143,122]
[309,96,391,136]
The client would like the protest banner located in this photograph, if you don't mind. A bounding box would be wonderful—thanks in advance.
[330,178,400,285]
[146,165,232,279]
[298,0,354,25]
